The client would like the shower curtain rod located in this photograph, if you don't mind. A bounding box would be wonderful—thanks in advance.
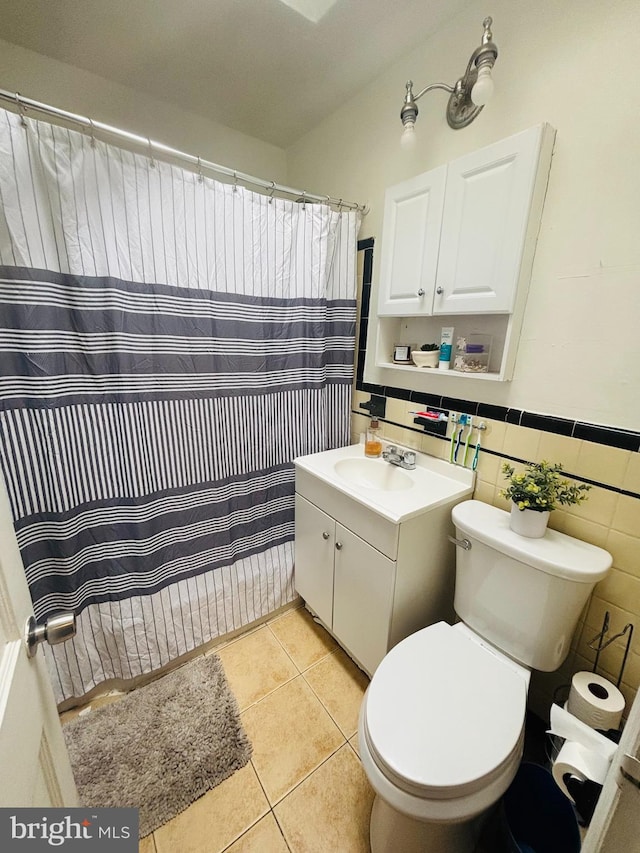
[0,88,369,214]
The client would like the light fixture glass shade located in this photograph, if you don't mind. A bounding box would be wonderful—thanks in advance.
[400,120,417,150]
[471,65,494,106]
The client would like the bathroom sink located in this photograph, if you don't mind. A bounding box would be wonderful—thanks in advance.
[333,458,413,491]
[295,442,475,524]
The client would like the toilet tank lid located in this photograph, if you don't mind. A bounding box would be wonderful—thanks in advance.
[452,500,612,582]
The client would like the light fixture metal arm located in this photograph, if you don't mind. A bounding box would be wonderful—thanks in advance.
[412,82,455,102]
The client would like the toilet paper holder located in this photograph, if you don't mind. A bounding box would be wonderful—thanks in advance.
[588,611,634,688]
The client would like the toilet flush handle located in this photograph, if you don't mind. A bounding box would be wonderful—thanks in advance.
[448,535,471,551]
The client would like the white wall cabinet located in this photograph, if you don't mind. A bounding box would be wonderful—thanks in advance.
[377,165,447,316]
[376,124,556,380]
[378,124,555,318]
[294,455,473,675]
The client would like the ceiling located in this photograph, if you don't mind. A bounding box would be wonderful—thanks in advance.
[0,0,472,148]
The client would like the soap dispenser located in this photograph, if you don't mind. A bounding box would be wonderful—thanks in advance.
[365,418,382,458]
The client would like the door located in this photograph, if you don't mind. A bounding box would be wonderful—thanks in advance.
[377,165,447,316]
[581,687,640,851]
[434,124,549,315]
[0,474,78,807]
[332,524,395,675]
[294,494,336,629]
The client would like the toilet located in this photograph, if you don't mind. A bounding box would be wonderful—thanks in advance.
[358,499,612,853]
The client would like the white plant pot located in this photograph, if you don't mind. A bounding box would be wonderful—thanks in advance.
[411,349,440,368]
[509,503,550,538]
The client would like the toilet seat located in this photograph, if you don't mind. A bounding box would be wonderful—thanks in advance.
[363,621,528,802]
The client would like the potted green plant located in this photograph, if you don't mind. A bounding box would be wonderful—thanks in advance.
[411,343,440,368]
[500,460,591,538]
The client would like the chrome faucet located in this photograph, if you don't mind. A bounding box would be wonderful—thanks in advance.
[382,445,416,470]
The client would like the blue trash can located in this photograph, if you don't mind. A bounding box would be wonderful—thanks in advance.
[502,762,581,853]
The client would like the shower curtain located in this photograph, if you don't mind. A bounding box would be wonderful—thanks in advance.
[0,108,359,702]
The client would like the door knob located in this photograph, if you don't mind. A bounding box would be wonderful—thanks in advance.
[25,612,76,658]
[436,286,444,294]
[322,531,330,540]
[335,542,343,550]
[417,288,425,296]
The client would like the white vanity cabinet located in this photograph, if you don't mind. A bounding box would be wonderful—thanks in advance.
[294,445,475,676]
[378,124,555,318]
[295,495,395,674]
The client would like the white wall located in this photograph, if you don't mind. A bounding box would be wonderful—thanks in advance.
[287,0,640,431]
[0,38,287,182]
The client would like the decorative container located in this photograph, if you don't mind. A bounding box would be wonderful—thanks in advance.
[453,334,492,373]
[393,344,413,363]
[509,503,550,538]
[411,349,440,368]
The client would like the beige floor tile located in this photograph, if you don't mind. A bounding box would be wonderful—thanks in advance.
[348,733,360,757]
[242,676,344,804]
[223,813,290,853]
[154,763,269,853]
[217,625,298,710]
[268,607,337,671]
[304,648,369,738]
[274,745,374,853]
[140,834,156,853]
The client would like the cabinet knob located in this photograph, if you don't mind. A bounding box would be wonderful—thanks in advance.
[322,531,330,540]
[417,288,425,297]
[436,286,444,294]
[335,542,343,550]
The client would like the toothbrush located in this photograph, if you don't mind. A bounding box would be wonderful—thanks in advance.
[453,414,467,463]
[471,428,481,470]
[449,414,457,463]
[462,416,473,467]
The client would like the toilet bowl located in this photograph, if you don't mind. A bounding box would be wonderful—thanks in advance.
[359,500,613,853]
[359,621,529,853]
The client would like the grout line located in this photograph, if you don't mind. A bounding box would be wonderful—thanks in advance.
[269,739,349,810]
[264,622,304,674]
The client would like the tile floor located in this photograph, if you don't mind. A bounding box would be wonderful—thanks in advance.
[62,604,567,853]
[137,604,373,853]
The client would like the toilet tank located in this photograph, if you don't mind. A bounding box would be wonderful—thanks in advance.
[451,501,612,672]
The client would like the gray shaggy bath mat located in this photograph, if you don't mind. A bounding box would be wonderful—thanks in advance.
[62,654,252,837]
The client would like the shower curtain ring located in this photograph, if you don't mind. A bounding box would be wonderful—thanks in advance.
[338,198,344,214]
[301,191,306,210]
[15,92,27,128]
[148,138,156,168]
[197,156,204,182]
[88,119,96,148]
[233,171,238,192]
[268,181,275,204]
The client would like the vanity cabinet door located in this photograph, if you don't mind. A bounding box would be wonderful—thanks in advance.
[377,165,447,317]
[433,124,547,315]
[294,495,335,629]
[332,523,395,675]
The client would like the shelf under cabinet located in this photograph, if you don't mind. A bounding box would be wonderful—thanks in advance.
[376,360,504,381]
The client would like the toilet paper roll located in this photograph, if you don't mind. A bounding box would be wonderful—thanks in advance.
[567,671,625,731]
[552,740,611,802]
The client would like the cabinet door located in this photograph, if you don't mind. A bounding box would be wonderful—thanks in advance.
[377,165,447,316]
[434,125,546,315]
[332,524,395,675]
[294,495,335,628]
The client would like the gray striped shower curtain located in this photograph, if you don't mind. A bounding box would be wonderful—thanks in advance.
[0,108,359,702]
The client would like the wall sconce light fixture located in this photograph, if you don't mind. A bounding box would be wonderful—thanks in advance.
[400,16,498,149]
